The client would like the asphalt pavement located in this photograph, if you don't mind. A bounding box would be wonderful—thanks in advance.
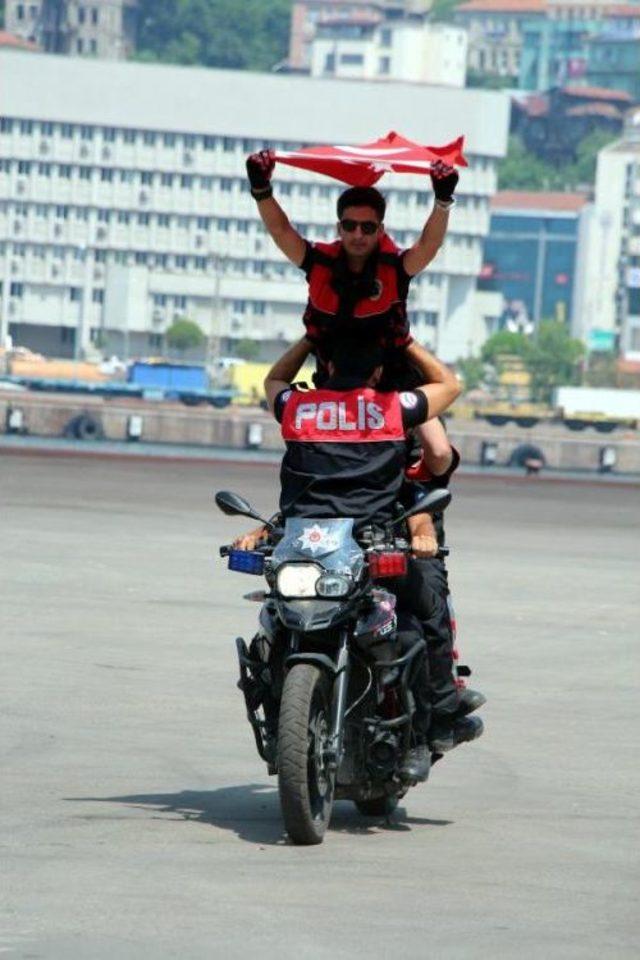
[1,454,638,959]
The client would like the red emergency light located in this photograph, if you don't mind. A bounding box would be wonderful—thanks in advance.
[369,552,408,579]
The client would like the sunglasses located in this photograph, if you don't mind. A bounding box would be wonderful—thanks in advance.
[339,218,380,236]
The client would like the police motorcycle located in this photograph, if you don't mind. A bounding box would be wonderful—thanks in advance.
[216,486,452,846]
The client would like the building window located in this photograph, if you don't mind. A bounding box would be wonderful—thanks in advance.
[40,121,54,136]
[16,4,25,20]
[175,255,188,269]
[177,215,189,228]
[253,302,266,315]
[237,221,249,234]
[160,173,173,187]
[153,293,167,306]
[135,252,147,265]
[217,219,229,232]
[201,176,213,190]
[90,39,97,54]
[77,38,84,53]
[55,206,69,219]
[97,209,111,222]
[92,289,104,303]
[122,129,136,144]
[196,216,210,230]
[378,56,391,75]
[174,295,187,309]
[35,204,48,218]
[119,169,134,183]
[100,168,113,182]
[79,167,92,180]
[194,257,207,270]
[60,123,73,139]
[220,178,232,192]
[103,127,116,142]
[140,171,153,186]
[94,250,107,263]
[18,160,31,174]
[180,175,193,189]
[78,6,86,24]
[19,121,33,136]
[80,125,93,140]
[1,118,13,132]
[203,136,217,150]
[157,214,170,227]
[155,254,168,268]
[10,282,24,297]
[58,164,72,178]
[380,28,392,47]
[233,300,246,313]
[163,132,176,147]
[223,138,236,152]
[75,208,89,221]
[69,287,82,302]
[117,211,130,224]
[92,7,99,25]
[137,213,150,225]
[183,134,196,149]
[148,333,162,349]
[340,54,364,66]
[143,131,156,146]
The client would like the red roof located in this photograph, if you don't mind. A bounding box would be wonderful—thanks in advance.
[513,93,549,117]
[492,191,590,212]
[562,85,633,104]
[457,0,545,12]
[0,31,37,50]
[566,102,623,120]
[609,4,640,16]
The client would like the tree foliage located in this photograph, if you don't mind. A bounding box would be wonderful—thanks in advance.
[526,321,585,402]
[457,356,487,392]
[135,0,293,71]
[480,330,531,365]
[234,338,261,361]
[166,317,205,353]
[498,133,613,192]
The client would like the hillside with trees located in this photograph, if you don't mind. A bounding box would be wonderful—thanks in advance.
[135,0,293,71]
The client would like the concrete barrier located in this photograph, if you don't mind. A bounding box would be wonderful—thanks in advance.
[2,391,639,475]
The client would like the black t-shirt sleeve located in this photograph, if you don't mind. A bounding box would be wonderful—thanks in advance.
[299,240,316,278]
[273,387,294,424]
[399,390,428,429]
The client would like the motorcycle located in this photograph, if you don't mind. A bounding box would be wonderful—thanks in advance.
[216,487,454,845]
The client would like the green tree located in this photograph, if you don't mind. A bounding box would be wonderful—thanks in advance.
[234,338,261,361]
[584,351,618,388]
[135,0,293,71]
[498,133,616,192]
[457,356,486,392]
[480,330,531,366]
[525,320,585,402]
[166,317,205,354]
[429,0,460,22]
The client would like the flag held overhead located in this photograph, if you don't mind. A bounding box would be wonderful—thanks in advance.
[275,130,467,187]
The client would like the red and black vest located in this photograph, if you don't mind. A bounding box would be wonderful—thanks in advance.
[277,385,426,530]
[301,234,412,372]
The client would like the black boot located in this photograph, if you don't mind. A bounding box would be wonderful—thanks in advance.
[430,715,484,754]
[399,741,431,783]
[456,688,486,718]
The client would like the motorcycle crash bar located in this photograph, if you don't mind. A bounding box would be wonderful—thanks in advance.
[368,551,407,579]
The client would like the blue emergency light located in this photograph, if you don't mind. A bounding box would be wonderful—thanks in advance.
[228,550,265,575]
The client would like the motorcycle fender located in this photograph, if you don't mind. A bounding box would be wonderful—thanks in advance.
[285,652,340,675]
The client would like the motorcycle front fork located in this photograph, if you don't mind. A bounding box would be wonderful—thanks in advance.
[325,630,351,774]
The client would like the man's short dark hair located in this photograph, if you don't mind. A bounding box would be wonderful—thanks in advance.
[330,337,384,382]
[337,187,386,221]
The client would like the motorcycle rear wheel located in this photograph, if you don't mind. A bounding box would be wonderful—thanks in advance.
[278,664,334,845]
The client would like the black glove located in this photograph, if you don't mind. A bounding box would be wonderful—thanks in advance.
[246,150,275,197]
[430,160,458,203]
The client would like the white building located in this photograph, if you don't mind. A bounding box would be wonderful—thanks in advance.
[4,0,138,59]
[310,16,468,88]
[577,108,640,360]
[0,50,509,362]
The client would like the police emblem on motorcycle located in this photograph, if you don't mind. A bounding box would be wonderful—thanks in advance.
[297,524,339,555]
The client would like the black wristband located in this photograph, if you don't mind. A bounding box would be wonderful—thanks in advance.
[250,185,273,201]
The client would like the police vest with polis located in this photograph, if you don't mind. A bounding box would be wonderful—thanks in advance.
[263,337,462,532]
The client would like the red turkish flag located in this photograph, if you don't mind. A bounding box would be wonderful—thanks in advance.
[275,130,467,187]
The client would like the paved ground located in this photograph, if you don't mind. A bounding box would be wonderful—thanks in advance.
[1,454,638,959]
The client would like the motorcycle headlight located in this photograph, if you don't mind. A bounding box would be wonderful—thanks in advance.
[315,573,351,598]
[276,563,322,598]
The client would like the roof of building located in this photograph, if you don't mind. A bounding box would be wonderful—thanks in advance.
[0,50,510,158]
[457,0,545,13]
[491,190,590,213]
[609,4,640,16]
[566,102,623,120]
[561,85,633,103]
[512,93,549,117]
[0,30,37,50]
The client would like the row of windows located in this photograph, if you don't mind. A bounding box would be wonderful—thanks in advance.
[0,117,299,153]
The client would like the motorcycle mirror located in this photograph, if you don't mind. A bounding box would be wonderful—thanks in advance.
[214,490,274,528]
[390,488,452,529]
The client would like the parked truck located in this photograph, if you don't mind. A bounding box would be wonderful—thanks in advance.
[474,387,640,433]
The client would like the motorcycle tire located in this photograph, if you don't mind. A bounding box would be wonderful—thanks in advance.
[354,795,400,818]
[277,663,334,845]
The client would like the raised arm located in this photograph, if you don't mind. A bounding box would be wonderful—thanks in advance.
[405,340,461,419]
[264,337,313,413]
[247,150,307,267]
[402,161,458,278]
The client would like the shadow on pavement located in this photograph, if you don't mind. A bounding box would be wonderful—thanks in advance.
[66,783,452,846]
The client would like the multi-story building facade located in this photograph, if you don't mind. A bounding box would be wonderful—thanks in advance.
[479,191,591,334]
[586,6,640,102]
[455,0,545,83]
[310,14,467,86]
[287,0,430,72]
[0,50,510,363]
[4,0,138,59]
[577,109,640,360]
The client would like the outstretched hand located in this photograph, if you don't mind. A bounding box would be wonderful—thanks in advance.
[430,160,458,203]
[246,149,275,190]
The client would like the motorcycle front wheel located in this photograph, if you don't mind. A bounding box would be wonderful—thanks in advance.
[277,663,335,845]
